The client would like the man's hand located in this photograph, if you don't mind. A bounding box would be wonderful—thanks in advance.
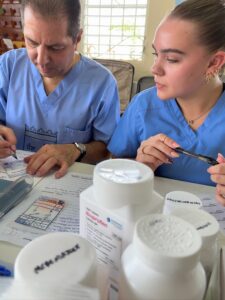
[136,133,180,171]
[208,153,225,206]
[24,141,109,179]
[24,144,79,178]
[0,125,17,158]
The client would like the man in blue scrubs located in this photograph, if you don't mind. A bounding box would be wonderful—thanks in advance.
[0,0,120,178]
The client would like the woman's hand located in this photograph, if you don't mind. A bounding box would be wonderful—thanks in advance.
[136,133,180,171]
[24,144,80,178]
[208,153,225,206]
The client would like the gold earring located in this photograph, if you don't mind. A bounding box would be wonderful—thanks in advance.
[205,69,219,84]
[205,72,213,84]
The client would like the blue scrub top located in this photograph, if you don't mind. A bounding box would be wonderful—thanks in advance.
[108,86,225,186]
[0,48,120,152]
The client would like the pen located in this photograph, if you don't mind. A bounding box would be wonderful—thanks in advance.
[175,147,218,166]
[0,265,12,277]
[0,135,17,159]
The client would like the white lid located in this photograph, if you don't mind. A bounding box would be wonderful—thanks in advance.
[171,207,219,243]
[163,191,202,214]
[14,232,97,287]
[93,159,154,209]
[133,214,202,273]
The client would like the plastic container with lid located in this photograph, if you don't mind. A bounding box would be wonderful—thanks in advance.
[170,207,219,279]
[120,214,206,300]
[163,190,202,215]
[14,232,98,299]
[80,159,163,299]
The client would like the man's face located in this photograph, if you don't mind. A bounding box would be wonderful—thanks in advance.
[23,7,80,79]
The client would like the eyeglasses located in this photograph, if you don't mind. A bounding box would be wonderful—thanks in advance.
[175,147,218,166]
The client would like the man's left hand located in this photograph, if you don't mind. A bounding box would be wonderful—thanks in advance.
[24,144,79,178]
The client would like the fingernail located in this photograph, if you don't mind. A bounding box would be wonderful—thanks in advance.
[27,169,33,175]
[172,142,179,147]
[6,149,11,155]
[171,151,179,157]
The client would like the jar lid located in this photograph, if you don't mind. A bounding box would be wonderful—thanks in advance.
[14,232,97,287]
[133,214,202,273]
[93,159,154,209]
[171,207,219,244]
[163,191,202,214]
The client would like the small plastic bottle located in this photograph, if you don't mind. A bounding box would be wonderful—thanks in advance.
[170,207,219,279]
[120,214,206,300]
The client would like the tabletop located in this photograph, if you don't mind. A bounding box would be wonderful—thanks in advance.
[0,162,224,267]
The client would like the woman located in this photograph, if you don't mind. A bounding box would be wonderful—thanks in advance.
[108,0,225,205]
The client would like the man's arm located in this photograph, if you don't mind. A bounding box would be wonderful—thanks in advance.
[80,141,110,164]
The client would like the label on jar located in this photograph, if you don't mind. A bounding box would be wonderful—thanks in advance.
[81,202,125,300]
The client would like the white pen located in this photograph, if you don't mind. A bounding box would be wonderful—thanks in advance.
[0,135,17,159]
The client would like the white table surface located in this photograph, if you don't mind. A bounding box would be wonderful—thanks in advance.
[0,162,224,267]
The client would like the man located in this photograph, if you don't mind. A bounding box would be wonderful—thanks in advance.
[0,0,119,178]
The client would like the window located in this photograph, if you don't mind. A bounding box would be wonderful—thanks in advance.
[83,0,148,60]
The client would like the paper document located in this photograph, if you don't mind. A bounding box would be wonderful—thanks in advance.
[0,170,92,246]
[0,150,41,185]
[198,192,225,235]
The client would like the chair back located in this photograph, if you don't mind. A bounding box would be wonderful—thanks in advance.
[94,58,135,113]
[136,76,155,94]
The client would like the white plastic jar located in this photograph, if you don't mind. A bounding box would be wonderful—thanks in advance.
[14,232,98,299]
[120,214,206,300]
[170,207,219,279]
[80,159,164,300]
[163,190,202,214]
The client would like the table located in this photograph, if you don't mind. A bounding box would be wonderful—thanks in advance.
[0,162,224,268]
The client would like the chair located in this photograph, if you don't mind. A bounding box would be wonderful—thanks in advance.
[94,58,135,113]
[136,76,155,94]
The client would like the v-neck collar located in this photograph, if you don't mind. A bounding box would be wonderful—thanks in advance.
[168,89,225,145]
[29,57,82,104]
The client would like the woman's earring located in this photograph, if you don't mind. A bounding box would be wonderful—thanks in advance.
[205,69,219,84]
[205,73,211,84]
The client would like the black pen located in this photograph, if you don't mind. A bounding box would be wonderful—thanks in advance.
[175,147,218,166]
[0,135,17,159]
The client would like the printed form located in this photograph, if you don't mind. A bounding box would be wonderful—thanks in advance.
[199,192,225,235]
[0,150,41,185]
[0,151,92,246]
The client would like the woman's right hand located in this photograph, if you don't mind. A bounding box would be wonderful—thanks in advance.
[136,133,180,171]
[0,125,17,158]
[208,153,225,206]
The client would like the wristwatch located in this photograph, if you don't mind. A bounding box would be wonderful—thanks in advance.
[74,142,86,162]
